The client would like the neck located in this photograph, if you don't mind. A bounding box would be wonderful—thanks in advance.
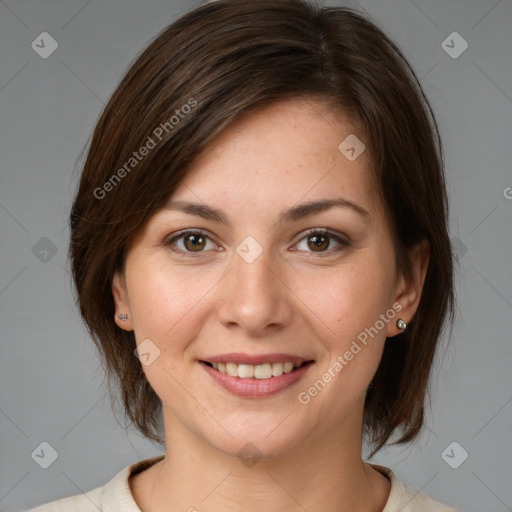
[131,401,390,512]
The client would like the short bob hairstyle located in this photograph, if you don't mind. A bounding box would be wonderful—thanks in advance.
[70,0,455,456]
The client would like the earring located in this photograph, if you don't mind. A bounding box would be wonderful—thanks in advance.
[118,313,128,320]
[397,319,407,330]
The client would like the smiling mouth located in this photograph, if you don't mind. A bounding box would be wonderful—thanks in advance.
[202,361,313,379]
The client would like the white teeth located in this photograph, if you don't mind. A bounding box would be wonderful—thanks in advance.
[271,362,283,377]
[254,363,272,379]
[238,364,254,378]
[283,362,294,373]
[209,361,304,378]
[226,363,238,377]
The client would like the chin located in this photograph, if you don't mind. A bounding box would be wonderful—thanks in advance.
[199,414,314,463]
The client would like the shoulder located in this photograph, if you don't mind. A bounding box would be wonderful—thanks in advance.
[369,464,459,512]
[26,454,165,512]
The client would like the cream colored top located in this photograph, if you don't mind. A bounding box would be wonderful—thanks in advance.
[28,454,458,511]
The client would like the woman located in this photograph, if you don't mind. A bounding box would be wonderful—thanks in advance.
[29,0,457,510]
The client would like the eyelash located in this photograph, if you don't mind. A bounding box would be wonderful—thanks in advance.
[164,228,351,258]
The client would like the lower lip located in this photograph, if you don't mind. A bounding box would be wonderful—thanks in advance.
[200,361,314,398]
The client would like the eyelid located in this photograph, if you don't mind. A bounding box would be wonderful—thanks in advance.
[164,229,218,258]
[164,227,351,257]
[290,228,351,256]
[297,227,350,245]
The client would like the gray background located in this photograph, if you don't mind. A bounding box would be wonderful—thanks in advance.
[1,0,511,510]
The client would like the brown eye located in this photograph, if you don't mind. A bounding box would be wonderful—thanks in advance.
[183,233,206,252]
[307,233,330,252]
[294,229,351,255]
[165,230,216,257]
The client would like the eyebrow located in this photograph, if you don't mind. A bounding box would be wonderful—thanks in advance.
[161,198,370,227]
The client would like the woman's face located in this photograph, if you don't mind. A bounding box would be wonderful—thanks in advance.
[113,97,426,459]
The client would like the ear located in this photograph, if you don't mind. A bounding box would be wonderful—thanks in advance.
[112,270,134,331]
[387,238,430,337]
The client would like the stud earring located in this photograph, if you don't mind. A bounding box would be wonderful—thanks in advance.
[118,313,128,320]
[397,319,407,330]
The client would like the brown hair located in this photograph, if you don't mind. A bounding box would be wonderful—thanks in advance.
[69,0,455,456]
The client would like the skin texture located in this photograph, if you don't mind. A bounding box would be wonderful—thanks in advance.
[112,97,430,511]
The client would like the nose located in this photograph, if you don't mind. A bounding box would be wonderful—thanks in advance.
[216,247,294,337]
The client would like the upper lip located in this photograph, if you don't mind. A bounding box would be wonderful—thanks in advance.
[201,353,313,365]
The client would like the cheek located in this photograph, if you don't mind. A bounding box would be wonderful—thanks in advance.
[124,261,200,397]
[129,277,174,337]
[124,256,221,385]
[295,257,394,341]
[126,257,201,339]
[293,257,393,397]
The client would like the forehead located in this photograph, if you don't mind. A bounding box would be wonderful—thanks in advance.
[169,97,381,221]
